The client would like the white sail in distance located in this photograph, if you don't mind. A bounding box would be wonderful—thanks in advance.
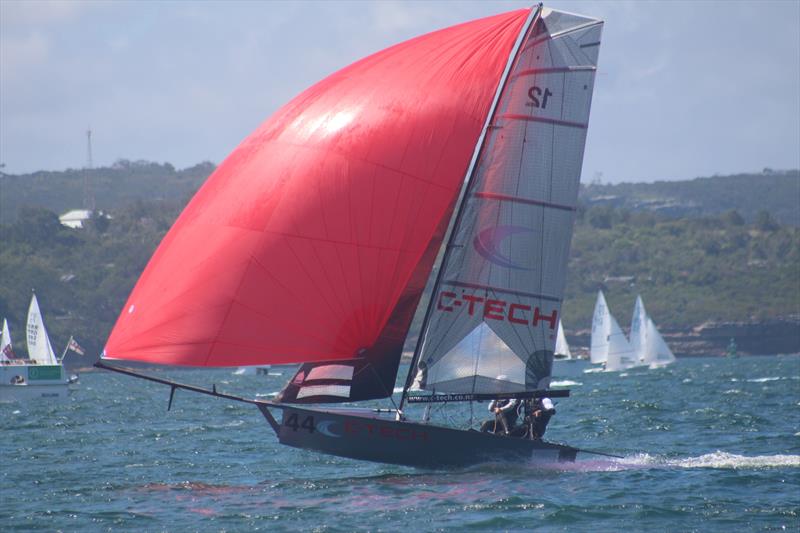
[555,321,572,359]
[26,293,58,365]
[591,291,635,371]
[0,318,12,363]
[415,8,603,394]
[630,295,648,363]
[645,318,676,367]
[590,291,609,364]
[604,312,636,372]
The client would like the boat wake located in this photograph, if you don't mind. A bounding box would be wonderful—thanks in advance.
[555,451,800,472]
[550,380,582,387]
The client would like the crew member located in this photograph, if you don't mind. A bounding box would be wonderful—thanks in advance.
[530,397,556,440]
[481,397,519,435]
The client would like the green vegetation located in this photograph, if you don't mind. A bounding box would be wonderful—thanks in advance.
[581,169,800,227]
[0,164,797,357]
[0,160,214,224]
[563,206,800,330]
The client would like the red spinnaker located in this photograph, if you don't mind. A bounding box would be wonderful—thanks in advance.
[104,9,529,366]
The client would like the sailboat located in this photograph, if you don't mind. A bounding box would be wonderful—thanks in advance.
[1,318,14,364]
[629,295,647,364]
[96,4,617,466]
[553,321,573,361]
[629,295,675,368]
[233,365,272,376]
[0,293,71,401]
[589,291,636,372]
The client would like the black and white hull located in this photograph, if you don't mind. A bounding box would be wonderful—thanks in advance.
[267,405,578,468]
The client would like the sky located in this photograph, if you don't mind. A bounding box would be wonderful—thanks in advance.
[1,0,799,183]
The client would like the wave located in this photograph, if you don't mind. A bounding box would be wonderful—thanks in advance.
[565,451,800,472]
[550,380,582,387]
[255,391,279,398]
[583,367,604,374]
[746,377,781,383]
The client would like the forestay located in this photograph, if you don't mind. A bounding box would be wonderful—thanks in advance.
[412,8,603,395]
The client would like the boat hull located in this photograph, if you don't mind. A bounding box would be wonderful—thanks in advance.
[0,383,70,401]
[0,365,71,401]
[267,405,578,468]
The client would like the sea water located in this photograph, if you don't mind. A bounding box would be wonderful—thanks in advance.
[1,356,798,531]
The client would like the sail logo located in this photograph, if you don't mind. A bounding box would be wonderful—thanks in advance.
[473,226,532,270]
[436,291,558,330]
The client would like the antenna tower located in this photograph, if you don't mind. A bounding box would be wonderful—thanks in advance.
[83,128,95,212]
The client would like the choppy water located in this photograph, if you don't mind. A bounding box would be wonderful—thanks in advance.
[1,356,798,531]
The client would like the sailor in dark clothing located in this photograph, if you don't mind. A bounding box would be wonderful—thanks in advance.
[529,397,555,440]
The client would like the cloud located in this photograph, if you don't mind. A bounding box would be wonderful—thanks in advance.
[0,0,92,26]
[0,32,49,78]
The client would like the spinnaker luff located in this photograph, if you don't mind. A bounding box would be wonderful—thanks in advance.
[100,4,610,467]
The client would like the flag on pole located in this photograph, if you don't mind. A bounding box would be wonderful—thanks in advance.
[2,343,14,358]
[67,337,85,355]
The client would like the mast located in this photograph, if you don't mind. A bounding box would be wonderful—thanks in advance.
[399,4,543,412]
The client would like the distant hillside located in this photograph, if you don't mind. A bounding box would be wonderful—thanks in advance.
[1,201,797,360]
[580,169,800,226]
[1,164,798,226]
[0,160,215,224]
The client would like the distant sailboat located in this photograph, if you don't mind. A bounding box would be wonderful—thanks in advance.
[644,318,676,368]
[554,321,573,361]
[0,293,71,401]
[233,365,271,376]
[629,295,675,368]
[590,291,636,372]
[27,293,58,366]
[1,318,14,363]
[629,295,647,364]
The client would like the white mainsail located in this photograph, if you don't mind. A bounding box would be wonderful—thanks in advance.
[1,318,12,363]
[644,318,676,367]
[555,321,572,360]
[590,291,609,364]
[591,291,635,371]
[26,293,58,365]
[629,295,648,363]
[414,8,603,394]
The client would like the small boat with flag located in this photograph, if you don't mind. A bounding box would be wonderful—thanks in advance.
[1,292,83,401]
[96,4,619,467]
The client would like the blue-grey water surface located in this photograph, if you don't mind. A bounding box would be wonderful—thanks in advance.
[1,356,798,531]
